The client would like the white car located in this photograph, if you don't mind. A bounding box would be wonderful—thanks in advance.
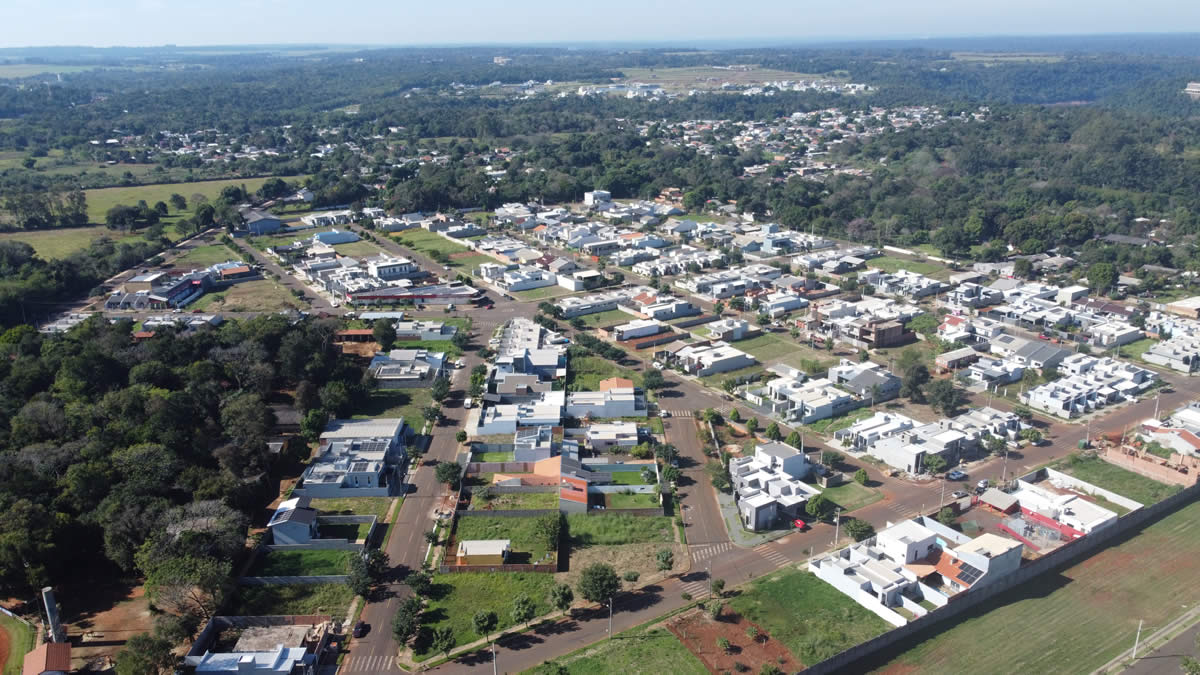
[454,358,465,368]
[659,410,670,418]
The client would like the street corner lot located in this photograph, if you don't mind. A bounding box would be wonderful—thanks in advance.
[666,606,796,675]
[189,278,304,313]
[558,513,680,588]
[527,619,708,675]
[1050,452,1181,507]
[414,571,556,662]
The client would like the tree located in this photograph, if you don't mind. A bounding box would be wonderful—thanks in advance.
[765,422,782,441]
[424,530,439,545]
[926,379,966,415]
[746,625,760,642]
[656,549,674,573]
[373,321,397,350]
[431,376,451,402]
[144,554,230,622]
[300,408,329,443]
[987,435,1008,456]
[660,465,681,484]
[1013,405,1033,422]
[1012,257,1034,280]
[729,408,742,423]
[392,596,422,644]
[707,460,731,492]
[702,408,721,424]
[785,430,803,449]
[806,494,834,521]
[406,571,432,597]
[713,301,725,316]
[820,451,843,467]
[456,430,468,443]
[169,193,187,211]
[451,331,471,350]
[511,593,535,628]
[710,578,726,598]
[431,625,457,658]
[844,518,875,542]
[534,514,561,551]
[577,563,620,604]
[435,461,461,488]
[897,348,925,373]
[114,633,176,675]
[548,583,574,614]
[854,468,868,485]
[346,554,374,597]
[655,444,678,464]
[937,506,957,525]
[717,637,731,653]
[1020,428,1044,445]
[709,600,725,619]
[473,610,498,643]
[900,363,930,402]
[422,404,442,424]
[923,454,948,475]
[643,368,665,391]
[1087,262,1118,296]
[745,418,759,435]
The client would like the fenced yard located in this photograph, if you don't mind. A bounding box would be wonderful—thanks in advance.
[248,550,352,577]
[1051,452,1181,505]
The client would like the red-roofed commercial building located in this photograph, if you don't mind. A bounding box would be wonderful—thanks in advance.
[23,643,71,675]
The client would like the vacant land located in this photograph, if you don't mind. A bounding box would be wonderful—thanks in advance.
[415,572,555,661]
[393,229,470,257]
[566,514,674,546]
[330,239,386,258]
[864,255,947,277]
[819,481,884,512]
[699,364,765,388]
[85,176,277,222]
[668,607,798,674]
[567,355,643,392]
[470,491,559,511]
[228,584,355,617]
[354,389,433,434]
[310,497,394,522]
[0,225,149,259]
[1119,337,1158,362]
[454,514,558,562]
[249,549,351,576]
[171,243,241,268]
[574,308,633,327]
[607,492,661,509]
[734,334,803,362]
[317,519,372,542]
[1052,453,1181,505]
[474,451,514,463]
[0,612,33,675]
[608,471,651,485]
[873,498,1200,674]
[190,279,303,312]
[527,621,707,675]
[728,567,891,666]
[448,252,498,271]
[804,408,875,435]
[515,285,575,300]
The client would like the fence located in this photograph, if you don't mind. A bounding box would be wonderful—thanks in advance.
[1101,447,1200,487]
[456,508,559,518]
[803,478,1200,674]
[473,485,557,494]
[264,541,362,552]
[238,575,349,586]
[467,461,536,474]
[672,314,719,329]
[588,507,665,517]
[438,563,557,574]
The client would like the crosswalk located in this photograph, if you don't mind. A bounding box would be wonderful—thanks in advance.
[664,405,736,419]
[680,578,710,598]
[343,654,401,672]
[690,541,732,561]
[753,542,791,568]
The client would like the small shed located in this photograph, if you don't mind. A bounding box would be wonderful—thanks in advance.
[980,487,1019,514]
[456,539,511,565]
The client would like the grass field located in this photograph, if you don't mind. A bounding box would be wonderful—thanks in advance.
[249,549,351,576]
[171,243,241,268]
[393,229,470,257]
[872,498,1200,674]
[310,497,394,522]
[317,519,372,542]
[386,338,463,360]
[354,389,433,435]
[608,492,661,509]
[227,584,354,617]
[450,253,500,271]
[331,239,386,258]
[728,567,891,666]
[804,408,875,435]
[84,176,277,223]
[1118,337,1158,362]
[0,64,101,78]
[526,622,707,675]
[574,308,633,327]
[733,334,803,362]
[0,225,144,259]
[190,279,303,312]
[698,364,765,388]
[818,481,883,512]
[471,491,560,511]
[0,613,34,675]
[566,514,673,546]
[1051,453,1181,505]
[415,572,556,661]
[454,514,558,561]
[567,355,643,392]
[865,255,947,277]
[607,471,651,485]
[617,65,832,92]
[474,451,515,463]
[514,285,575,300]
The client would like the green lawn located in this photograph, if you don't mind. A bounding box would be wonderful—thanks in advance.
[514,285,575,300]
[331,239,387,258]
[84,176,277,223]
[471,491,560,511]
[575,308,635,327]
[189,279,303,313]
[0,612,34,675]
[474,451,515,463]
[393,229,470,256]
[1118,337,1157,362]
[803,408,876,435]
[310,497,395,522]
[874,498,1200,674]
[728,567,891,666]
[249,550,351,576]
[0,225,149,260]
[227,584,355,617]
[1051,453,1181,505]
[388,339,463,360]
[414,572,556,661]
[607,471,651,485]
[607,492,662,509]
[865,255,947,277]
[171,243,242,268]
[566,514,673,546]
[454,514,559,561]
[354,389,433,434]
[732,334,801,361]
[317,520,373,542]
[450,253,501,271]
[698,364,765,388]
[818,481,883,512]
[526,623,707,675]
[567,355,643,392]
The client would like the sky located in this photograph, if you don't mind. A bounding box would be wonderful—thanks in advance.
[2,0,1200,48]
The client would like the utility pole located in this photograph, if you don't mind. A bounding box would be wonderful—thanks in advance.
[608,597,613,640]
[833,507,843,546]
[492,641,498,675]
[1133,619,1144,660]
[940,476,947,505]
[1154,394,1161,421]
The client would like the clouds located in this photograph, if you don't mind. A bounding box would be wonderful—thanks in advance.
[0,0,1198,48]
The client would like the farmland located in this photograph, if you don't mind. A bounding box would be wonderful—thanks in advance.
[0,225,143,259]
[871,498,1200,674]
[84,176,278,222]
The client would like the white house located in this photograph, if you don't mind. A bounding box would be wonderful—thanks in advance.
[673,341,757,376]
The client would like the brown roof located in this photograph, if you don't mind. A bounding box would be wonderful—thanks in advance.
[336,329,375,336]
[23,643,71,675]
[598,377,634,391]
[220,265,251,277]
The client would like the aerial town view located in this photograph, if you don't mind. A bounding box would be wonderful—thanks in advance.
[4,2,1200,674]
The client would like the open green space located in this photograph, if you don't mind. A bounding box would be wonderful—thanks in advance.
[803,408,875,435]
[228,584,355,617]
[474,451,514,463]
[84,176,277,223]
[607,492,661,509]
[393,229,470,256]
[470,491,560,511]
[514,285,575,300]
[415,572,555,661]
[567,355,643,392]
[331,239,386,258]
[733,333,804,361]
[864,255,946,277]
[454,514,558,561]
[354,388,433,434]
[1117,337,1158,362]
[0,63,103,78]
[316,520,372,542]
[728,567,891,666]
[0,612,34,675]
[387,338,463,360]
[607,471,651,485]
[526,622,707,675]
[450,253,499,271]
[873,497,1200,674]
[249,549,351,576]
[818,480,883,512]
[189,278,304,313]
[566,514,673,546]
[310,497,394,522]
[698,364,765,388]
[171,243,242,268]
[0,225,146,260]
[1051,453,1180,505]
[574,308,634,327]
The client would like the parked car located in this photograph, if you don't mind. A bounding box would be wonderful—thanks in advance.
[976,479,990,490]
[352,621,368,638]
[950,491,969,499]
[454,358,465,368]
[659,410,671,418]
[947,470,967,481]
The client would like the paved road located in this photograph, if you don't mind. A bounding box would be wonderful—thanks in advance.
[1122,615,1200,674]
[664,417,728,547]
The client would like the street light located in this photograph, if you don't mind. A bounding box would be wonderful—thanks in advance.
[833,507,843,546]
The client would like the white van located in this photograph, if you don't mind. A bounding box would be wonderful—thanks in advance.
[463,398,474,409]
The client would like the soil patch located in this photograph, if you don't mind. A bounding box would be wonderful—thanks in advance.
[61,583,154,670]
[558,541,685,589]
[667,607,798,674]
